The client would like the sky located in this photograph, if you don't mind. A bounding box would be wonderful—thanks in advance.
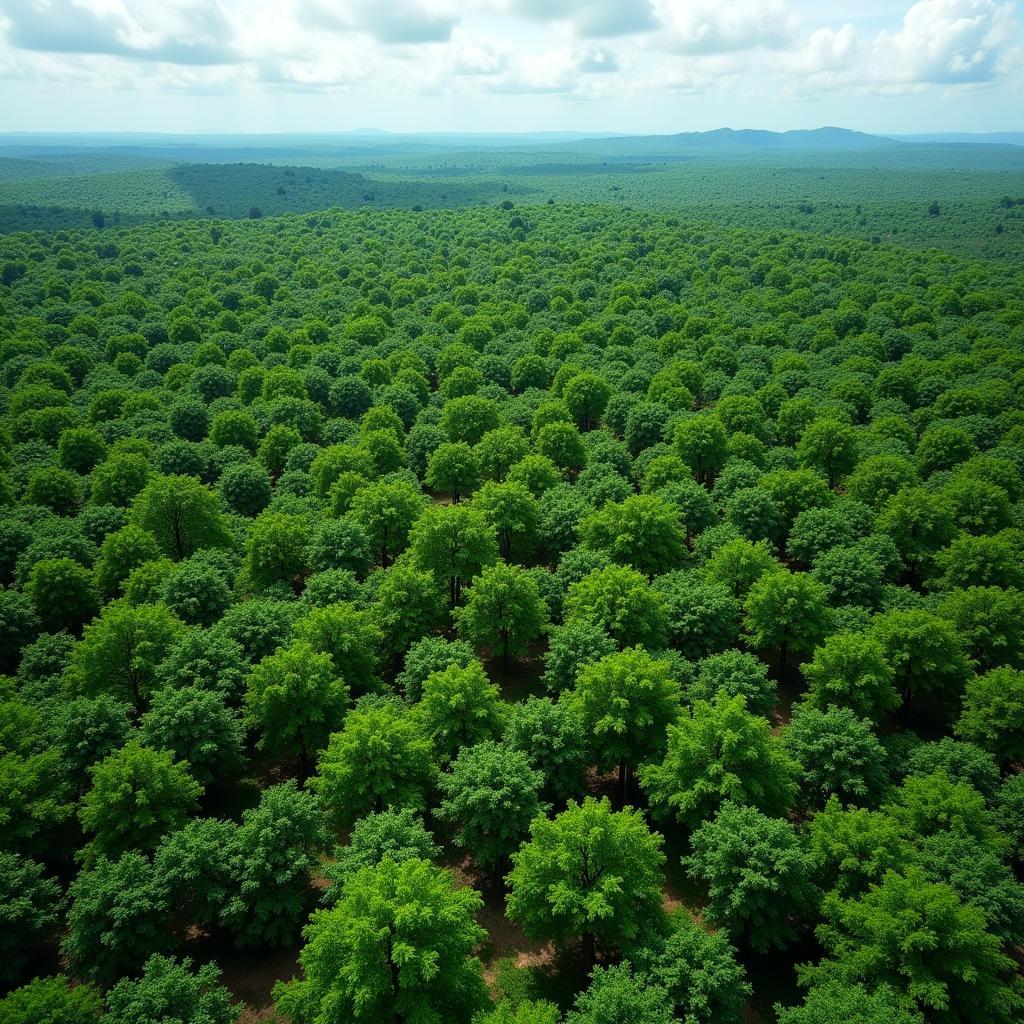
[0,0,1021,135]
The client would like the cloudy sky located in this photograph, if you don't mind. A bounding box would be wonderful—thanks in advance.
[0,0,1021,134]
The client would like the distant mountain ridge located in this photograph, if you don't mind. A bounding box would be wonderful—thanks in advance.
[562,126,900,153]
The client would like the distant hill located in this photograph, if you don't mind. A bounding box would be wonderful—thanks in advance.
[890,132,1024,147]
[556,127,900,157]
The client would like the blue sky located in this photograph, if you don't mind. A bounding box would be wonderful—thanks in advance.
[0,0,1021,134]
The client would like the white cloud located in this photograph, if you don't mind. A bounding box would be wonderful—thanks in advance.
[650,0,801,54]
[0,0,1019,117]
[499,0,656,38]
[3,0,240,64]
[871,0,1018,84]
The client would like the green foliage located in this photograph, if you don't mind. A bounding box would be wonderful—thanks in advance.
[130,474,230,560]
[801,631,899,723]
[244,640,347,774]
[0,976,103,1024]
[221,781,328,947]
[776,983,923,1024]
[806,867,1024,1024]
[956,667,1024,762]
[564,564,669,650]
[70,600,185,715]
[580,494,687,576]
[80,740,203,859]
[743,569,830,670]
[640,691,797,828]
[685,801,817,951]
[312,699,436,825]
[438,740,546,872]
[325,808,441,898]
[63,851,173,982]
[634,912,750,1024]
[416,660,503,760]
[101,954,240,1024]
[0,850,62,982]
[567,646,680,780]
[506,797,665,963]
[565,964,673,1024]
[140,684,243,784]
[276,858,488,1024]
[784,705,888,806]
[456,561,548,668]
[505,695,588,804]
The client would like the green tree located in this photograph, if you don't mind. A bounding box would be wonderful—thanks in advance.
[704,537,777,599]
[441,394,502,445]
[580,494,686,577]
[505,695,588,805]
[26,556,98,631]
[797,419,857,487]
[563,371,611,431]
[374,560,447,661]
[776,983,923,1024]
[349,479,427,567]
[456,561,548,670]
[639,692,797,828]
[0,851,62,983]
[870,609,972,703]
[95,524,161,598]
[294,601,382,696]
[325,809,441,898]
[684,801,816,951]
[426,441,480,501]
[312,700,436,825]
[506,797,665,970]
[275,858,489,1024]
[805,867,1024,1024]
[801,631,899,723]
[956,667,1024,763]
[70,601,185,716]
[221,781,328,947]
[805,799,906,899]
[568,646,680,799]
[476,425,530,482]
[63,851,173,983]
[472,480,540,562]
[438,740,546,877]
[80,740,202,859]
[564,564,669,650]
[416,660,503,760]
[687,649,776,718]
[245,512,309,591]
[410,502,499,606]
[565,964,673,1024]
[0,976,103,1024]
[140,684,244,785]
[784,705,888,806]
[744,569,830,677]
[101,954,240,1024]
[130,474,230,560]
[675,416,728,483]
[635,912,750,1024]
[244,640,347,780]
[876,486,955,578]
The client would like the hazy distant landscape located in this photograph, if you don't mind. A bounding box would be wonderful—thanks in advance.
[2,127,1022,258]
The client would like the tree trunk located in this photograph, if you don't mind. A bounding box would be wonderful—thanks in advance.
[502,632,510,673]
[618,761,629,807]
[778,638,789,681]
[581,931,596,973]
